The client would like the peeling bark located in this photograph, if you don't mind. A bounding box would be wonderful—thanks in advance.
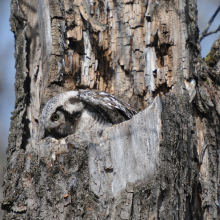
[2,0,220,219]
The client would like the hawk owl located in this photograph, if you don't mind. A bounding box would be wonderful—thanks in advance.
[40,90,137,138]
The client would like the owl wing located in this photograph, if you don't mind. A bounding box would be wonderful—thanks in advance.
[79,89,137,124]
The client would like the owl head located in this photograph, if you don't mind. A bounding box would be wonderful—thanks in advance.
[41,91,85,138]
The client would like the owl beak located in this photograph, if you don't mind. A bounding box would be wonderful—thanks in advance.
[46,127,51,133]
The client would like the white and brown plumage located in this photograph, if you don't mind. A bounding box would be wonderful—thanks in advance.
[40,90,137,138]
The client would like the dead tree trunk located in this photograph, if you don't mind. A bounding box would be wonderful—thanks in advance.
[2,0,220,219]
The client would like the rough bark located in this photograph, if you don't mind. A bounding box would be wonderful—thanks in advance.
[2,0,220,219]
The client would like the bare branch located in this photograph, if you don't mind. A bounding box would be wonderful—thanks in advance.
[200,25,220,40]
[199,5,220,43]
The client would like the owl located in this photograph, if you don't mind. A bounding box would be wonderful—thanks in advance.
[40,90,137,138]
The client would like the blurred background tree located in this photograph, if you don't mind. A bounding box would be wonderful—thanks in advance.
[0,0,15,218]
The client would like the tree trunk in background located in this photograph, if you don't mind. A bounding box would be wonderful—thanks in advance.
[2,0,220,219]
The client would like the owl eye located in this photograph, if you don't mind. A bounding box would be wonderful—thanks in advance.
[51,113,59,121]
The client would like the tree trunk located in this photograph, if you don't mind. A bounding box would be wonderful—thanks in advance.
[2,0,220,219]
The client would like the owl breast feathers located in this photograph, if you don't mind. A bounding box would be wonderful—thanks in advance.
[40,90,137,138]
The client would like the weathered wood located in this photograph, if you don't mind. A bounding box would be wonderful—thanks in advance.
[2,0,220,219]
[6,97,160,219]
